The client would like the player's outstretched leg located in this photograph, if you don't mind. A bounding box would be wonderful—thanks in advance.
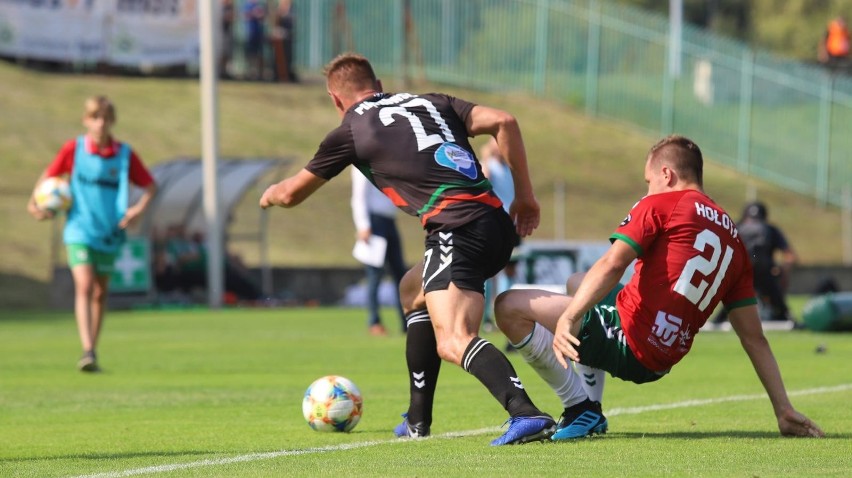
[455,336,555,445]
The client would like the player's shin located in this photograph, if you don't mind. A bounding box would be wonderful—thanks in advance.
[574,362,605,404]
[512,323,588,408]
[461,337,542,417]
[404,310,441,428]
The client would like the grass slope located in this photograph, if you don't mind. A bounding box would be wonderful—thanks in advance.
[0,306,849,477]
[0,61,845,309]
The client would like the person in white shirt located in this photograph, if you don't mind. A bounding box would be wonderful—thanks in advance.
[480,138,518,333]
[351,168,408,335]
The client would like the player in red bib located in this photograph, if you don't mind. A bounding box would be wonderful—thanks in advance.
[494,135,824,440]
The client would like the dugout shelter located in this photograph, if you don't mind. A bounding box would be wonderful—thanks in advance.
[49,157,291,308]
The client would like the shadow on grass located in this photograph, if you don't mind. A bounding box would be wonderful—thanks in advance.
[0,272,49,313]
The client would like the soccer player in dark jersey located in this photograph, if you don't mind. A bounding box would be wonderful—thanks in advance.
[494,136,824,440]
[260,53,555,445]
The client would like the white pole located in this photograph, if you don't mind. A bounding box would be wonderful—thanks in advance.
[843,187,852,265]
[199,0,223,308]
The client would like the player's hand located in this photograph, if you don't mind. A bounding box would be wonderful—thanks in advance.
[777,408,825,437]
[552,316,581,369]
[27,199,54,221]
[357,229,372,242]
[259,184,278,209]
[118,206,143,229]
[31,208,55,221]
[509,195,540,237]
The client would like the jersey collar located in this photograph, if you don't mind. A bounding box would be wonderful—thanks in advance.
[85,135,120,157]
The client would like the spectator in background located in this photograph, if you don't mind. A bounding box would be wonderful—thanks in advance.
[27,95,157,373]
[157,225,262,303]
[152,227,181,297]
[479,137,517,334]
[220,0,235,78]
[351,168,408,336]
[271,0,299,83]
[242,0,267,80]
[818,16,850,72]
[166,224,207,294]
[713,201,798,325]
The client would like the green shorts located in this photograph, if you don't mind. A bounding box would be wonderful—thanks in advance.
[66,244,116,276]
[577,284,668,384]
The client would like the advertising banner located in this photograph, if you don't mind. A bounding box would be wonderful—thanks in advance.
[0,0,199,67]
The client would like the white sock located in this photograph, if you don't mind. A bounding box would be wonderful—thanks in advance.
[574,362,605,403]
[512,323,587,409]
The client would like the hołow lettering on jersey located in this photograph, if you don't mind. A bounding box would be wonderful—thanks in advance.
[693,202,738,239]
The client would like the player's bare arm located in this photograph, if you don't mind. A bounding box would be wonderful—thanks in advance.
[465,105,539,237]
[728,306,825,437]
[552,240,635,368]
[119,182,157,229]
[260,168,327,209]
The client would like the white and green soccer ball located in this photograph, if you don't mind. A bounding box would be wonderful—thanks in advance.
[34,176,72,214]
[302,375,363,432]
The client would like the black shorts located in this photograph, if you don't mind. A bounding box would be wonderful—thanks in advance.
[421,208,519,294]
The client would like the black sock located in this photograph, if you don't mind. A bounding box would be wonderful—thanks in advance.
[462,337,543,418]
[404,310,441,427]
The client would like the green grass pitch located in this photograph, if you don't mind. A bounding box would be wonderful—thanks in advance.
[1,306,850,477]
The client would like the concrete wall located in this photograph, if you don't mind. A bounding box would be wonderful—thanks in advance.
[49,265,852,310]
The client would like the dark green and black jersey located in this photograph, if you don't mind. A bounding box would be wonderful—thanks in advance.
[306,92,502,233]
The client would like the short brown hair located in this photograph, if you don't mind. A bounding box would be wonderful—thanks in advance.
[323,53,378,98]
[84,95,116,123]
[647,135,703,186]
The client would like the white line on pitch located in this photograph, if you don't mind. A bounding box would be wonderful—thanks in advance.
[605,383,852,416]
[70,384,850,478]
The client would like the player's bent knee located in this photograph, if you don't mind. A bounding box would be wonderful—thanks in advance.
[493,290,521,328]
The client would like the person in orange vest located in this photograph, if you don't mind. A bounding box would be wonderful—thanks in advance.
[819,17,850,69]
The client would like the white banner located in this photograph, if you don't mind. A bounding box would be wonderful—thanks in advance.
[0,0,199,67]
[109,0,198,66]
[0,1,107,62]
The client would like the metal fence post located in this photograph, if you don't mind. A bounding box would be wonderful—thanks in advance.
[307,0,323,70]
[534,0,549,95]
[816,73,833,207]
[737,50,754,176]
[585,0,601,117]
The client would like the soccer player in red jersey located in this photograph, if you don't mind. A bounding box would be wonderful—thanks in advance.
[495,135,824,440]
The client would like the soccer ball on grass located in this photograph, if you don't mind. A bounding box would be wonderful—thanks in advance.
[34,176,72,214]
[302,375,363,432]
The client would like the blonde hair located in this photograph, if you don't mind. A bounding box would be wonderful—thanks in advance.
[84,95,116,123]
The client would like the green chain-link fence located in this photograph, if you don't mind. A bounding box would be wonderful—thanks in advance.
[274,0,852,207]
